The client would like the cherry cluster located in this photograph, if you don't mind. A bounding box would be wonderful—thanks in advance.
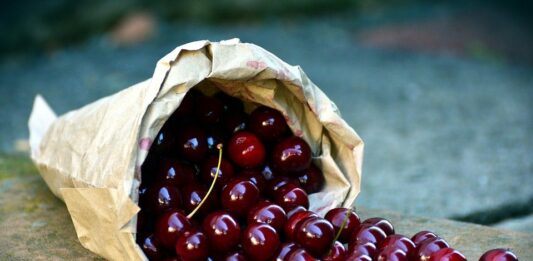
[136,89,518,261]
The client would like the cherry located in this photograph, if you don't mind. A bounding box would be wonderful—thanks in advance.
[176,125,208,163]
[378,234,416,259]
[347,241,378,260]
[296,163,325,193]
[323,241,346,261]
[361,217,395,236]
[200,156,235,187]
[202,211,241,253]
[415,237,450,261]
[286,248,319,261]
[140,234,163,260]
[249,106,289,142]
[429,248,466,261]
[273,183,310,212]
[175,230,209,261]
[242,224,280,261]
[345,253,372,261]
[140,182,182,214]
[225,111,248,134]
[181,183,217,218]
[295,217,335,257]
[206,128,227,154]
[228,131,266,168]
[215,92,244,114]
[266,176,296,198]
[479,248,519,261]
[284,210,319,241]
[158,159,196,188]
[287,205,307,218]
[239,169,267,192]
[221,178,261,218]
[411,231,438,246]
[247,200,287,231]
[169,89,201,123]
[136,210,155,241]
[272,136,312,173]
[195,95,224,126]
[376,246,408,261]
[275,242,298,261]
[261,164,276,181]
[349,224,387,246]
[223,250,248,261]
[154,211,192,249]
[141,153,162,184]
[325,207,361,243]
[151,127,176,155]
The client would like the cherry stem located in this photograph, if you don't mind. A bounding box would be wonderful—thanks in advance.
[187,143,223,219]
[328,207,352,255]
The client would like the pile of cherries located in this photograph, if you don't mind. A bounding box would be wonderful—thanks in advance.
[136,89,518,261]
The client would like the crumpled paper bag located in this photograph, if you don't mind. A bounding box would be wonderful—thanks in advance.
[29,39,364,260]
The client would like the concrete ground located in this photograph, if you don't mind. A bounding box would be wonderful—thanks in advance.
[1,4,532,230]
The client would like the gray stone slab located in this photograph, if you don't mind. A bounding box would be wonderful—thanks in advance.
[1,155,531,260]
[0,15,532,221]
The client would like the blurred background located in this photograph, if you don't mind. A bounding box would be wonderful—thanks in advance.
[1,0,532,232]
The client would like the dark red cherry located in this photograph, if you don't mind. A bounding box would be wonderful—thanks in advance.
[347,241,378,260]
[221,178,261,218]
[376,246,408,261]
[239,169,267,192]
[242,223,280,261]
[284,210,319,241]
[345,253,372,261]
[228,131,266,168]
[247,200,287,231]
[378,234,416,258]
[195,95,224,126]
[200,156,235,187]
[286,248,318,261]
[215,92,244,114]
[296,164,324,193]
[154,211,192,249]
[141,153,161,184]
[151,127,176,155]
[225,111,248,134]
[141,182,182,214]
[136,210,155,241]
[273,183,309,212]
[272,136,312,173]
[429,248,466,261]
[415,237,449,261]
[223,250,248,261]
[181,183,216,218]
[206,128,227,154]
[349,224,387,246]
[169,89,201,123]
[158,159,196,187]
[176,126,208,163]
[202,211,241,253]
[249,106,289,142]
[266,176,296,198]
[411,231,438,246]
[325,208,361,243]
[175,230,209,261]
[275,242,298,261]
[361,217,395,236]
[140,234,163,260]
[323,241,346,261]
[479,248,519,261]
[287,205,307,218]
[261,164,275,181]
[295,217,335,257]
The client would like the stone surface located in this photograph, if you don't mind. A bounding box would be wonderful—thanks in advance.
[1,7,532,221]
[494,214,533,232]
[1,155,532,260]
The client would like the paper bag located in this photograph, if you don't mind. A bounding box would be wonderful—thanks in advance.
[29,39,364,260]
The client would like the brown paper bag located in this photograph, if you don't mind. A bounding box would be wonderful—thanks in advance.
[29,39,364,260]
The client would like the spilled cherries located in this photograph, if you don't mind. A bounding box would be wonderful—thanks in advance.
[136,88,518,260]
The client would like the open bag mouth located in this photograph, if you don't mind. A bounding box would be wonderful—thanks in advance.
[29,39,363,260]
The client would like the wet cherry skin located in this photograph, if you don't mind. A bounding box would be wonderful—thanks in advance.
[361,217,395,236]
[200,156,235,188]
[228,131,266,168]
[249,106,289,142]
[201,211,241,253]
[376,246,408,261]
[221,178,261,218]
[296,163,325,194]
[154,211,192,249]
[323,241,346,261]
[272,136,312,173]
[294,217,335,257]
[347,241,378,260]
[176,125,209,163]
[242,224,280,261]
[378,234,416,259]
[175,230,209,261]
[284,210,319,241]
[273,183,310,212]
[415,237,450,261]
[479,248,519,261]
[247,200,287,232]
[286,248,319,261]
[428,248,467,261]
[275,242,298,261]
[411,231,438,246]
[325,207,361,243]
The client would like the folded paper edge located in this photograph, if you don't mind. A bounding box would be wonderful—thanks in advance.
[29,95,57,159]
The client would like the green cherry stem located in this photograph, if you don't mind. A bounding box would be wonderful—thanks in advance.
[187,143,223,219]
[328,207,352,255]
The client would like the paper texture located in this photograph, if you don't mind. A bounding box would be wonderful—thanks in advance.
[29,39,364,260]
